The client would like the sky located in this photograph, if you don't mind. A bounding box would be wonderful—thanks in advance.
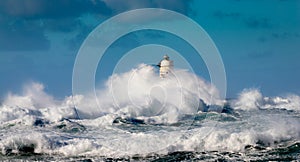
[0,0,299,99]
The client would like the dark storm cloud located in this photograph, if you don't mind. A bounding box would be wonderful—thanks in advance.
[0,0,111,19]
[43,18,83,32]
[0,0,111,51]
[0,0,190,19]
[0,0,192,51]
[102,0,191,15]
[0,0,110,51]
[0,20,50,51]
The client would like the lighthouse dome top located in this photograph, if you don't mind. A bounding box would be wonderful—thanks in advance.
[163,55,169,60]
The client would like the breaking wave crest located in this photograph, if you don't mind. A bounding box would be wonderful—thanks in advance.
[1,64,224,124]
[232,88,300,111]
[74,64,224,122]
[0,65,299,160]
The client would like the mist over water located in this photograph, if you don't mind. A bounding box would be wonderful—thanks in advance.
[0,65,299,161]
[75,64,223,121]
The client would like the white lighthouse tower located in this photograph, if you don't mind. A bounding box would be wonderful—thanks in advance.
[159,55,173,78]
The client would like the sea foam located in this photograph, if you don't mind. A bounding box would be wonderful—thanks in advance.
[0,66,299,158]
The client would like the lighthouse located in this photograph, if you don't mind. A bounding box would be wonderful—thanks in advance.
[158,55,173,78]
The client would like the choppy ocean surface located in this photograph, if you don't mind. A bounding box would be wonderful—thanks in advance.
[0,65,299,161]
